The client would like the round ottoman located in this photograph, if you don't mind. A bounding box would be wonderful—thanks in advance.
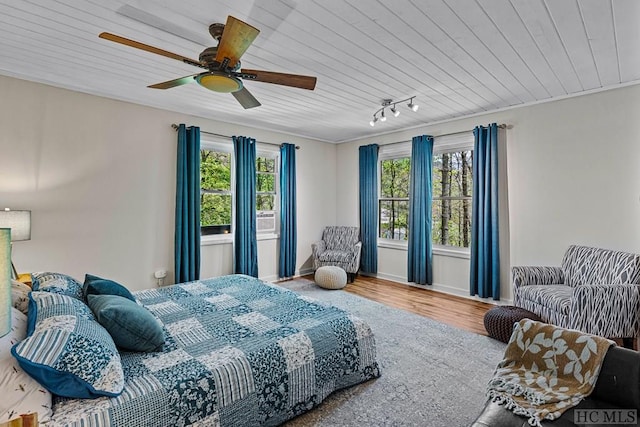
[484,306,543,343]
[314,266,347,290]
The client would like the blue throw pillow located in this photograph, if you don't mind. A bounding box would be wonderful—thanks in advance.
[83,274,136,302]
[31,272,84,300]
[87,294,165,352]
[12,292,124,399]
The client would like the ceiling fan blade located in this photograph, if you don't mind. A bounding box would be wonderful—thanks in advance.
[215,16,260,69]
[232,87,261,109]
[148,74,200,89]
[241,69,317,90]
[99,32,206,69]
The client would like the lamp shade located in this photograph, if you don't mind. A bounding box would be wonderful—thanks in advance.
[0,209,31,241]
[0,228,11,337]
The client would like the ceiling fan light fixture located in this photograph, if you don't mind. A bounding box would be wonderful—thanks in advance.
[196,73,243,93]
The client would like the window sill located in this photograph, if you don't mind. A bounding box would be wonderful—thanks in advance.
[200,233,279,246]
[433,246,470,259]
[201,235,233,246]
[378,240,470,259]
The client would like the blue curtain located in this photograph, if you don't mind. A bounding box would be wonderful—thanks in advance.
[407,135,434,285]
[359,144,379,274]
[470,123,500,300]
[233,136,258,278]
[175,124,201,283]
[279,143,297,278]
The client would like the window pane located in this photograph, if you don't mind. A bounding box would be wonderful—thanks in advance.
[433,151,472,198]
[257,173,275,193]
[256,157,275,173]
[380,158,410,198]
[431,198,472,248]
[201,149,231,191]
[201,193,232,227]
[256,195,274,211]
[379,200,409,241]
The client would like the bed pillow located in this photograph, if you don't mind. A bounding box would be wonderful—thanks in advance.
[11,292,124,399]
[31,272,84,300]
[11,279,31,315]
[1,308,52,424]
[87,294,165,352]
[83,274,136,302]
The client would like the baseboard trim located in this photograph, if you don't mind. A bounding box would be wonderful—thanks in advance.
[375,272,511,305]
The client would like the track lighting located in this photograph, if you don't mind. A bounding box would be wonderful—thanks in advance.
[368,97,418,126]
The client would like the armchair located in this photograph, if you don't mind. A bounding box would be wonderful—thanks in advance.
[513,245,640,345]
[311,226,362,282]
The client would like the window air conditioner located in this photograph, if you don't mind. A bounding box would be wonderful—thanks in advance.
[257,211,276,233]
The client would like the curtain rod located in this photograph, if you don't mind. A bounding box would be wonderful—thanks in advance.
[378,123,508,148]
[171,124,300,150]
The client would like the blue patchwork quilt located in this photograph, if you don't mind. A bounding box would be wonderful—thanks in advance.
[46,275,380,426]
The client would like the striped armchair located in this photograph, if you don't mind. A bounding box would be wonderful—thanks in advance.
[311,226,362,282]
[513,245,640,346]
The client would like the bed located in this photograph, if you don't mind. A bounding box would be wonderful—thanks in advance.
[9,274,380,427]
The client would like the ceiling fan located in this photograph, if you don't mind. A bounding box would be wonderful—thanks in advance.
[99,15,317,109]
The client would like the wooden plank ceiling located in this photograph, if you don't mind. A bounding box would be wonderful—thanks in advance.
[0,0,638,143]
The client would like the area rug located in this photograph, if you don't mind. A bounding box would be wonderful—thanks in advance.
[278,278,507,427]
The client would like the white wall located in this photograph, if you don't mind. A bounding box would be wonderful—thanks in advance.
[0,75,336,290]
[337,84,640,302]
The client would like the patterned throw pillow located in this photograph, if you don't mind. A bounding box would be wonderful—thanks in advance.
[11,292,125,399]
[0,308,52,423]
[31,272,84,300]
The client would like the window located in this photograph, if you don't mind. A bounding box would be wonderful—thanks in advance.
[432,150,473,248]
[379,157,410,241]
[378,134,473,249]
[200,140,279,237]
[256,155,276,211]
[200,145,232,235]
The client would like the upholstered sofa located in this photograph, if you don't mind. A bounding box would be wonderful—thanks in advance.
[513,245,640,344]
[472,345,640,426]
[311,226,362,282]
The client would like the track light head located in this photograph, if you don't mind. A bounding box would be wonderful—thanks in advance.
[380,109,387,122]
[390,105,400,117]
[369,115,378,127]
[407,98,419,112]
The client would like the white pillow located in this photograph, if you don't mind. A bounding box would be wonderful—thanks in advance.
[11,280,30,315]
[0,308,52,423]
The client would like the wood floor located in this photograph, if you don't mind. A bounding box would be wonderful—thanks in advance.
[303,274,494,336]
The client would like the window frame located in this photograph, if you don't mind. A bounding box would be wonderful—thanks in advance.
[376,133,474,257]
[255,146,280,236]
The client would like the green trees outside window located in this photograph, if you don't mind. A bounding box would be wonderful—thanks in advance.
[201,148,232,234]
[378,149,472,248]
[432,151,472,248]
[200,147,278,235]
[256,156,276,211]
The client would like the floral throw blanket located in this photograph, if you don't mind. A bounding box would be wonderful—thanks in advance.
[487,319,613,426]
